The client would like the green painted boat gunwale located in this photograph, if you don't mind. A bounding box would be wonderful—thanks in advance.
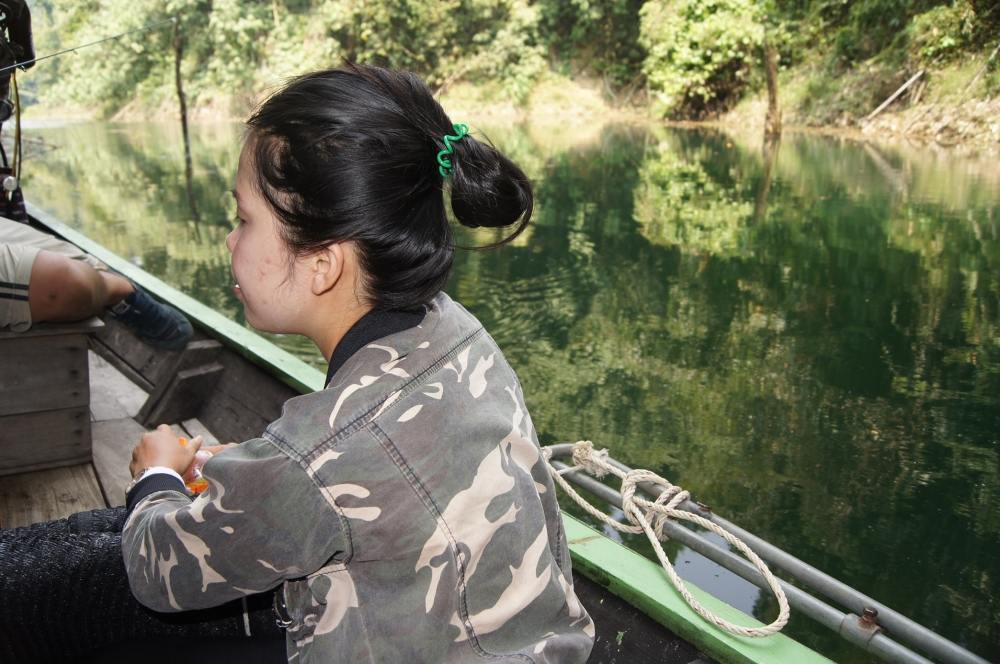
[564,515,830,663]
[28,203,828,663]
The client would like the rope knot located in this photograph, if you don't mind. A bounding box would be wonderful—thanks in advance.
[619,470,643,527]
[540,442,790,638]
[571,441,611,478]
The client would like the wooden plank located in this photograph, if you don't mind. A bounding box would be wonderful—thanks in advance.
[93,317,182,391]
[89,350,149,422]
[152,339,222,386]
[0,316,103,340]
[0,334,90,417]
[141,363,224,427]
[0,463,106,529]
[199,351,299,442]
[0,407,91,476]
[89,333,155,394]
[864,70,924,121]
[91,418,147,507]
[138,340,223,425]
[181,419,220,445]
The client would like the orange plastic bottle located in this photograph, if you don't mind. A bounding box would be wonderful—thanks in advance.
[179,437,212,495]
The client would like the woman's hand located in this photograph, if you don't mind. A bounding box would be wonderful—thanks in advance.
[180,443,239,484]
[129,424,203,478]
[202,442,239,456]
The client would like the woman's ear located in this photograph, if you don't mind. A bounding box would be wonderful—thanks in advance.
[310,243,345,296]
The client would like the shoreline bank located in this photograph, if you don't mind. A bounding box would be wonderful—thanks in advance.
[22,75,997,155]
[719,96,1000,155]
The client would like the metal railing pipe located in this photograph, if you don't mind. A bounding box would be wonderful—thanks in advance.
[546,452,975,664]
[593,456,989,664]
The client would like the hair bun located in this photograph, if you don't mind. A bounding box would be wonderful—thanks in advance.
[448,135,533,243]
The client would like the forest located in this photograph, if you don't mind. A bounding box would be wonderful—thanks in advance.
[22,0,1000,125]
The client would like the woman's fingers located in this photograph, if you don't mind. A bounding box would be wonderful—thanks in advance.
[129,429,204,477]
[203,442,239,456]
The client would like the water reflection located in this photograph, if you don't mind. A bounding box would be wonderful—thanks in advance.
[21,119,1000,662]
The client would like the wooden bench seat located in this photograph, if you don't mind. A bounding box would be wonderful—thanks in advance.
[0,317,104,476]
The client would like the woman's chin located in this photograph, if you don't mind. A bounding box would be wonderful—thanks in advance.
[243,310,293,336]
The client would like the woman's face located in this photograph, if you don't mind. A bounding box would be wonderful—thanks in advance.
[226,142,311,334]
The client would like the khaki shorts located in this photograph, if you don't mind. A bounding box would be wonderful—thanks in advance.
[0,217,104,332]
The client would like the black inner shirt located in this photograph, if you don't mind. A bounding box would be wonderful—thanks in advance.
[325,306,427,386]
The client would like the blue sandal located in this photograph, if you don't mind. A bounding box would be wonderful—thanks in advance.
[109,283,193,350]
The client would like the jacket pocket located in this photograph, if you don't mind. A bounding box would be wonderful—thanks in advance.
[284,563,357,651]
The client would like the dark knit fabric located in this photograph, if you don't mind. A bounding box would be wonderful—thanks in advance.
[0,507,282,664]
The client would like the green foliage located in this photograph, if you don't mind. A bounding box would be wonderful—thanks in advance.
[640,0,765,118]
[633,139,753,255]
[908,2,981,64]
[310,0,545,100]
[537,0,646,86]
[830,0,912,64]
[22,0,1000,120]
[30,0,547,114]
[968,0,1000,41]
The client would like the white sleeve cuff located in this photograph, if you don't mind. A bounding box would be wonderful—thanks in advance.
[142,466,185,485]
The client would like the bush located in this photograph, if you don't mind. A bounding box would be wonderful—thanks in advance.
[537,0,646,87]
[639,0,765,119]
[831,0,911,64]
[909,2,979,64]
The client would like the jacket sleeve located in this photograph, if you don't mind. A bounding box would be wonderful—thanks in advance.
[121,437,347,612]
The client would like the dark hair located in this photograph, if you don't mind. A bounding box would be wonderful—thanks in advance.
[245,63,533,310]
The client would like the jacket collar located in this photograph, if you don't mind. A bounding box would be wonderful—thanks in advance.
[325,307,426,387]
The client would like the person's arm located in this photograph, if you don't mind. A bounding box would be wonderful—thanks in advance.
[122,436,346,612]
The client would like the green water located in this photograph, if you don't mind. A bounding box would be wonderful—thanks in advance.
[21,120,1000,662]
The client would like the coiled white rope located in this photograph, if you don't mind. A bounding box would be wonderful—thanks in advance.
[542,440,790,638]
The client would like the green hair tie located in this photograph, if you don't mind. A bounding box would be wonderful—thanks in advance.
[437,123,469,177]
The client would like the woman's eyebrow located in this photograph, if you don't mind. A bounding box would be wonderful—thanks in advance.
[231,189,246,213]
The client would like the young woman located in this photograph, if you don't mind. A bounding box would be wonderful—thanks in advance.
[119,63,594,663]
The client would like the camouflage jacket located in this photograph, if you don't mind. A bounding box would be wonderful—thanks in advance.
[122,292,595,663]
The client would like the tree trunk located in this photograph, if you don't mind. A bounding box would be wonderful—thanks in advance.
[173,17,199,222]
[753,135,779,225]
[764,41,782,139]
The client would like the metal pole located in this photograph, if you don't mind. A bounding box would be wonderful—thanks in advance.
[546,447,988,664]
[0,18,177,74]
[554,463,933,664]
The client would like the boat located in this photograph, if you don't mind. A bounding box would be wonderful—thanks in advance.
[0,204,988,664]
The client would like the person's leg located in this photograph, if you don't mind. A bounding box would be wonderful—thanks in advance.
[0,508,283,664]
[1,240,37,331]
[0,217,105,269]
[1,218,193,348]
[27,249,133,323]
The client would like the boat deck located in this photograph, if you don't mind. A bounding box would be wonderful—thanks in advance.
[0,350,218,528]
